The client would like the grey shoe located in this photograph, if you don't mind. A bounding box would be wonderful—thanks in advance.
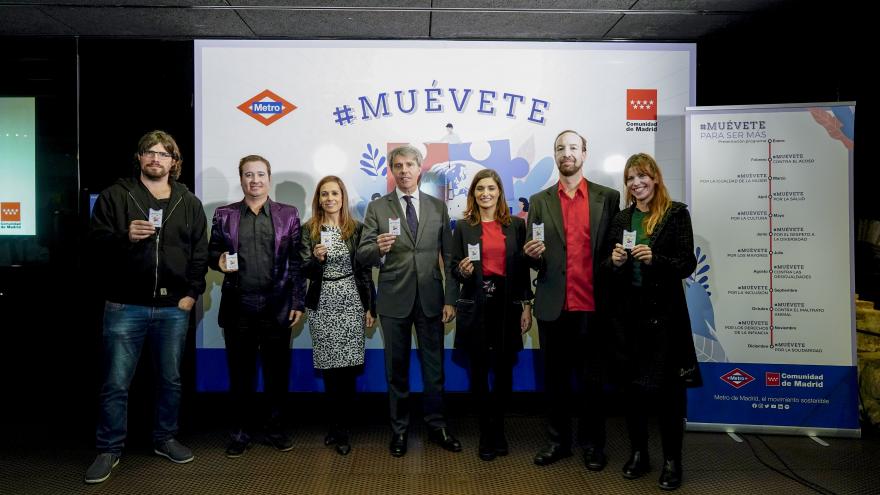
[153,438,194,464]
[84,453,119,484]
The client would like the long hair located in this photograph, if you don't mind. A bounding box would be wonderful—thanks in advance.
[623,153,671,235]
[462,168,512,227]
[307,175,356,241]
[134,130,182,180]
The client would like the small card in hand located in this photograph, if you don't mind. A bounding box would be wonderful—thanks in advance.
[532,223,544,242]
[388,217,401,236]
[467,243,481,261]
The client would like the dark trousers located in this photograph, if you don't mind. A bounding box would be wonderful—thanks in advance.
[624,383,687,461]
[538,311,606,449]
[224,295,292,439]
[469,350,513,430]
[468,283,513,431]
[379,294,446,434]
[323,365,360,431]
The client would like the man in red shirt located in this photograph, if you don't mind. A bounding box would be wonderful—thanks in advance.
[524,130,620,471]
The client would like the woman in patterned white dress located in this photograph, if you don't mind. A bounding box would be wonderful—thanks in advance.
[300,176,375,455]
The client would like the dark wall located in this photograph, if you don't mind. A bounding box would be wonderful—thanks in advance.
[0,37,82,435]
[79,39,194,194]
[697,1,867,217]
[0,38,197,442]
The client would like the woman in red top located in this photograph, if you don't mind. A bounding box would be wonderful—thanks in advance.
[451,168,533,461]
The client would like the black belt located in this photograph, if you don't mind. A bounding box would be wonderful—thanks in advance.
[323,272,353,281]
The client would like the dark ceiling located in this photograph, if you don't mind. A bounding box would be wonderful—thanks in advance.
[0,1,797,40]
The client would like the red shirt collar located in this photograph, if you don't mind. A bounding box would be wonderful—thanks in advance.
[557,177,588,198]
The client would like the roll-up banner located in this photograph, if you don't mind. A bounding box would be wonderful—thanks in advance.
[685,103,859,437]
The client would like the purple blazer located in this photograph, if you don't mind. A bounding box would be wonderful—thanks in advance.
[208,198,305,328]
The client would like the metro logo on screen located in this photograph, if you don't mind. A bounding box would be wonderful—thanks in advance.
[627,89,657,121]
[237,90,297,126]
[1,202,21,222]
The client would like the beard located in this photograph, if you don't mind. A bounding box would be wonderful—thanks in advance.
[141,163,170,180]
[557,159,582,177]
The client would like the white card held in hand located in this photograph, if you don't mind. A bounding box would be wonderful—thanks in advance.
[467,243,481,261]
[320,230,332,246]
[388,217,402,236]
[532,223,545,242]
[148,208,163,228]
[622,230,637,250]
[225,253,239,271]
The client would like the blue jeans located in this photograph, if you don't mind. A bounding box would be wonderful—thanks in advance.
[96,301,190,454]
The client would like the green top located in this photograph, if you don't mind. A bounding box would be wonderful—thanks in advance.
[630,209,650,287]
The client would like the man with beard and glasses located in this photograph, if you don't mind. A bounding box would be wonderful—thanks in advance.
[85,130,208,484]
[523,130,620,472]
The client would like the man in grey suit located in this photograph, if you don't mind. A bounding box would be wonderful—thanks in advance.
[357,145,461,457]
[524,130,620,471]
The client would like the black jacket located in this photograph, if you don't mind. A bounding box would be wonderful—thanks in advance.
[300,221,375,316]
[89,177,209,307]
[450,217,533,354]
[602,201,702,388]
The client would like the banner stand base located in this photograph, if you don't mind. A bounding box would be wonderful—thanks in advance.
[809,435,830,446]
[687,422,860,439]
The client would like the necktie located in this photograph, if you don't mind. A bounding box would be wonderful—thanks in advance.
[403,195,418,238]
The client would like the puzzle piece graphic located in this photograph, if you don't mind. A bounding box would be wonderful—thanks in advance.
[377,139,538,214]
[513,156,555,202]
[384,142,450,194]
[448,140,530,207]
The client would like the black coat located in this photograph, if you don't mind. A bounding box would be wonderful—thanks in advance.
[300,221,375,316]
[603,202,703,388]
[450,217,533,354]
[89,177,208,306]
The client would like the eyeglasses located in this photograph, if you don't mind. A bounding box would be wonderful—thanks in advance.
[141,150,174,160]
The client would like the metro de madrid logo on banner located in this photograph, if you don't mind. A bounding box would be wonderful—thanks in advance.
[237,89,297,126]
[625,88,657,133]
[720,368,755,389]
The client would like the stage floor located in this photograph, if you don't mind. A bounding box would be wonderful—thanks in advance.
[3,396,878,495]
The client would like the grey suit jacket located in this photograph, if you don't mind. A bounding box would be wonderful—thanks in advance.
[526,179,620,321]
[356,190,459,318]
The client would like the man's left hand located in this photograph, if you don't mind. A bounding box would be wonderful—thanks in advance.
[289,310,304,327]
[178,296,195,312]
[442,304,456,323]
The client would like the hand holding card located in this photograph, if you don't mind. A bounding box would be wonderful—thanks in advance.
[225,252,238,271]
[148,208,163,228]
[623,230,636,250]
[388,217,401,236]
[532,223,544,242]
[320,230,332,247]
[467,243,481,262]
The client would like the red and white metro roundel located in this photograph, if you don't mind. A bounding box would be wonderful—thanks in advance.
[720,368,755,389]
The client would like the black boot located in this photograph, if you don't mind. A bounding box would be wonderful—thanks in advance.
[478,419,496,461]
[622,450,650,479]
[493,418,508,456]
[335,429,351,456]
[658,459,682,490]
[324,424,340,446]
